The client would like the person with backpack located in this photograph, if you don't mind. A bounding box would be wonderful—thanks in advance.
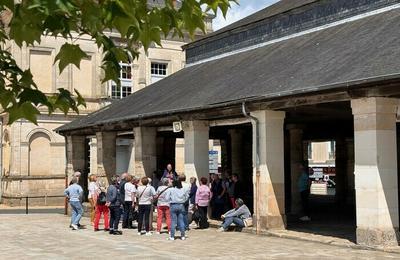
[155,178,172,234]
[106,175,123,235]
[195,177,211,229]
[136,177,156,235]
[94,182,109,232]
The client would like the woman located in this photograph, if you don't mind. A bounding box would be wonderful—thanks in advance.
[94,181,109,232]
[124,175,136,229]
[211,174,226,220]
[218,198,251,232]
[167,179,189,241]
[106,175,122,235]
[88,174,99,224]
[136,177,156,235]
[155,178,171,234]
[195,177,212,229]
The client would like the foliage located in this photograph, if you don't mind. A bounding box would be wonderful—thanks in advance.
[0,0,236,124]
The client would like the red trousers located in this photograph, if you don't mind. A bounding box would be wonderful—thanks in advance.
[94,204,109,230]
[157,205,171,232]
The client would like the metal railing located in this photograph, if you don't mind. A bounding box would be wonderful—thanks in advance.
[1,195,65,214]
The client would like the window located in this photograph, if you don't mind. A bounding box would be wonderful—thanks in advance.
[109,63,133,99]
[151,62,168,83]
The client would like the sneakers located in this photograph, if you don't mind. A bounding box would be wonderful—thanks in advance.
[137,232,142,236]
[216,227,225,232]
[299,216,311,221]
[155,231,161,235]
[145,232,152,236]
[181,236,186,241]
[71,224,79,230]
[94,228,100,232]
[167,237,175,241]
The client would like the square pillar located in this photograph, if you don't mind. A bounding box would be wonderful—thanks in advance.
[66,135,86,179]
[351,97,399,247]
[134,127,157,178]
[183,121,209,181]
[96,132,116,184]
[287,125,303,215]
[89,137,97,176]
[251,110,286,230]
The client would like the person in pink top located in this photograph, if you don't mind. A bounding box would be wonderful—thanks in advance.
[195,177,212,229]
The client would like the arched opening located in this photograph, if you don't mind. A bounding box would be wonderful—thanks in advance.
[29,132,51,176]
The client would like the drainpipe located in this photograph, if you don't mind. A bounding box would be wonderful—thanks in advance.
[241,102,261,235]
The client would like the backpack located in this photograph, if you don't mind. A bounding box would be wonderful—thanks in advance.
[97,192,107,205]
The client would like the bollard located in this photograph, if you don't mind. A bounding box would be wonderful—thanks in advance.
[25,196,28,214]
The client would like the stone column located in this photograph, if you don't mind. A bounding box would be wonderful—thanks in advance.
[229,129,244,177]
[351,97,399,247]
[66,135,86,179]
[287,125,303,215]
[96,132,116,184]
[89,137,97,176]
[127,138,135,175]
[183,121,209,181]
[134,127,157,178]
[251,110,286,230]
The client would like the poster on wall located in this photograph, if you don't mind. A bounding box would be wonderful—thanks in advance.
[209,150,219,174]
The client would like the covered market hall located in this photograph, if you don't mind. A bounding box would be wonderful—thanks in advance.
[57,0,400,247]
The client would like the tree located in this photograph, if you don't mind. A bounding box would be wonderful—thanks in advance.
[0,0,236,124]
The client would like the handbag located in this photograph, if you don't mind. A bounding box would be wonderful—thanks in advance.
[243,217,253,227]
[153,186,170,206]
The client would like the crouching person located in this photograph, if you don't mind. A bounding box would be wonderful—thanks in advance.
[217,198,251,232]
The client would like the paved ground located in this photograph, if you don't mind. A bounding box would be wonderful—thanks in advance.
[1,214,400,259]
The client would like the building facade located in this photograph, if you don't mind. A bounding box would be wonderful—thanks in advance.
[58,0,400,247]
[0,8,213,206]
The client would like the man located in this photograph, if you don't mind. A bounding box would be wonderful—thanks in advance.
[64,177,83,230]
[232,174,243,206]
[69,171,81,185]
[211,174,226,220]
[217,198,251,232]
[118,173,129,228]
[298,163,311,221]
[106,175,123,235]
[162,163,178,181]
[179,174,191,230]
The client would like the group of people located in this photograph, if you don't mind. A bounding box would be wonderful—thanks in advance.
[64,164,253,240]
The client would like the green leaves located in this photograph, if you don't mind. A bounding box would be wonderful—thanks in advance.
[0,0,237,124]
[55,43,89,73]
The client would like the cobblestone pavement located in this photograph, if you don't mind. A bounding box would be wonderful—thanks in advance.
[1,214,399,260]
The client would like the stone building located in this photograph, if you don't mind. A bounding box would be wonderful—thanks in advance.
[0,2,213,206]
[57,0,400,247]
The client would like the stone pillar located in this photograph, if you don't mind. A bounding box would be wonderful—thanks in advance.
[346,138,355,206]
[127,138,135,175]
[183,121,209,181]
[175,138,185,174]
[251,110,286,230]
[66,135,86,178]
[96,132,116,184]
[134,127,157,178]
[287,125,303,215]
[351,97,399,247]
[229,129,244,177]
[335,138,347,204]
[89,137,97,176]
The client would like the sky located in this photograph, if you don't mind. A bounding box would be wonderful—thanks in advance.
[213,0,279,30]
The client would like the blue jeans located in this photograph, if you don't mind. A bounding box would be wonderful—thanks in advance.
[170,203,185,238]
[183,202,189,229]
[70,201,83,225]
[109,206,122,231]
[222,216,244,230]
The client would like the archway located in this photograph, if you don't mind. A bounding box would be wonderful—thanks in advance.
[29,132,51,176]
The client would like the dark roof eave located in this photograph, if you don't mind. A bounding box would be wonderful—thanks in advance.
[57,73,400,135]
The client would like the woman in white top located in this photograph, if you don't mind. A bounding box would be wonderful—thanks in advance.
[136,177,156,235]
[88,174,99,224]
[123,175,137,229]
